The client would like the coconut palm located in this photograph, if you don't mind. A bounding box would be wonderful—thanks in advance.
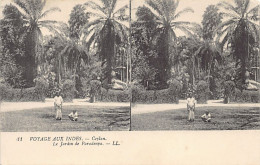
[216,0,259,88]
[145,0,199,87]
[82,0,129,85]
[13,0,61,86]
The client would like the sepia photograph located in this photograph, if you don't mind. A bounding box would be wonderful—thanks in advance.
[0,0,260,164]
[0,0,131,132]
[130,0,260,131]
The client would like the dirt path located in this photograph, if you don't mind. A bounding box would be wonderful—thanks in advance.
[0,98,130,112]
[132,100,260,115]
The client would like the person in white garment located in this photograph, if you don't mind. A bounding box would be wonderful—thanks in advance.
[187,93,196,122]
[54,92,63,120]
[68,110,78,121]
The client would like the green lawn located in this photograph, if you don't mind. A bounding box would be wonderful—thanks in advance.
[0,105,130,131]
[132,106,260,130]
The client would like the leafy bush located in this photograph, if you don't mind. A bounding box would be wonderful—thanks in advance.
[131,82,181,103]
[196,80,210,104]
[223,80,236,103]
[34,78,49,101]
[168,79,182,103]
[62,79,75,102]
[89,80,102,103]
[100,88,130,102]
[231,89,260,103]
[0,83,46,102]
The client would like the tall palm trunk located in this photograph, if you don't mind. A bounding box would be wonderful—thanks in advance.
[102,21,115,85]
[24,28,38,87]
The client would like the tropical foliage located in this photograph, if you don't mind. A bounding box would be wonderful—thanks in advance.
[216,0,259,89]
[82,0,129,85]
[0,0,259,103]
[145,0,199,88]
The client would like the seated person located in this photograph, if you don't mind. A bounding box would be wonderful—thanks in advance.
[201,111,211,122]
[68,110,78,121]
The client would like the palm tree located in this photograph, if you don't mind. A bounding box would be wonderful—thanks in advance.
[83,0,129,85]
[145,0,199,88]
[216,0,259,88]
[13,0,61,87]
[44,23,89,87]
[58,25,89,85]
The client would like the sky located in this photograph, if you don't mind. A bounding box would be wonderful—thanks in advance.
[0,0,259,36]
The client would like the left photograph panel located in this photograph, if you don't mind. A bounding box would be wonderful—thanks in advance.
[0,0,131,131]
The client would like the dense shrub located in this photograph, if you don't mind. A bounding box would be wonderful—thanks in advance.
[131,82,181,103]
[231,89,260,103]
[223,80,236,103]
[196,80,210,104]
[222,80,259,103]
[34,78,49,101]
[62,79,76,102]
[0,83,46,102]
[89,80,102,103]
[100,88,130,102]
[168,79,182,103]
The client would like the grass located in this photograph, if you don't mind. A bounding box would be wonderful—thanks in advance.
[0,105,130,131]
[132,106,260,130]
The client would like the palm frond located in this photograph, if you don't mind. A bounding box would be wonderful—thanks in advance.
[215,18,239,31]
[39,7,61,19]
[113,4,128,17]
[242,0,250,17]
[247,21,260,42]
[109,0,117,17]
[247,4,260,21]
[87,12,106,20]
[25,0,36,19]
[220,12,240,19]
[38,20,58,25]
[82,19,104,32]
[169,28,177,41]
[13,0,31,18]
[145,0,166,22]
[247,4,260,15]
[172,7,194,20]
[84,1,106,16]
[217,1,240,16]
[100,0,110,9]
[113,20,129,42]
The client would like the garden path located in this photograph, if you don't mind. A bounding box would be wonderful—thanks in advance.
[0,98,130,112]
[132,100,260,115]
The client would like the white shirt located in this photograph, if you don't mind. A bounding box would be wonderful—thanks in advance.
[68,112,78,118]
[54,96,63,106]
[201,113,211,119]
[187,97,196,107]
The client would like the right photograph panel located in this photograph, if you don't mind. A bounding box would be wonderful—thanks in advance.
[130,0,260,131]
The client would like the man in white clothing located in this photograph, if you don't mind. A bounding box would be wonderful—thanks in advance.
[187,93,196,122]
[54,92,63,120]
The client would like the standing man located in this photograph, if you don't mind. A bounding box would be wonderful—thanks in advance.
[54,92,63,120]
[187,93,196,122]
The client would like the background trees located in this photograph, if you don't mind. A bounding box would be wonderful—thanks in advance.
[0,4,27,88]
[131,6,158,89]
[0,0,61,87]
